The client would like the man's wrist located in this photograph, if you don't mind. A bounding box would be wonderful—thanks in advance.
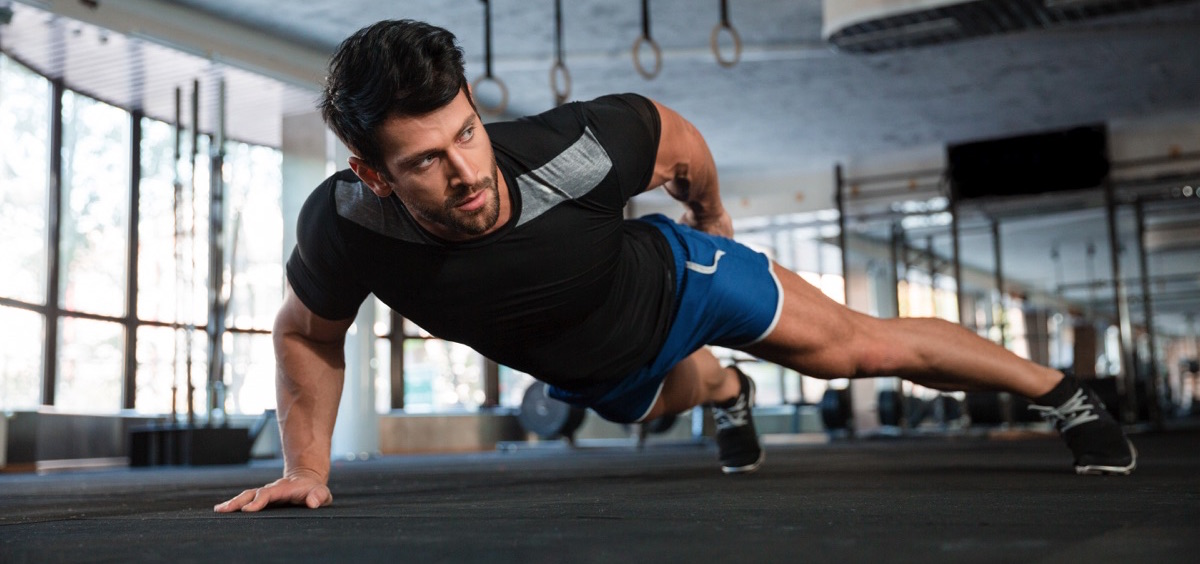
[283,466,329,483]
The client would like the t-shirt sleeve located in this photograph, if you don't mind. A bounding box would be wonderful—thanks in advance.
[285,173,370,320]
[577,93,662,204]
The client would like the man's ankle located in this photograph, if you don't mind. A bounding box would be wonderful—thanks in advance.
[708,367,743,408]
[1032,373,1079,407]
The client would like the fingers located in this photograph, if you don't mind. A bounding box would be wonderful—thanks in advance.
[213,488,258,513]
[241,487,274,513]
[212,486,278,513]
[305,488,332,509]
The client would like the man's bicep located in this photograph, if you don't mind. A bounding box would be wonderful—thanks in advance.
[645,99,712,193]
[275,283,355,346]
[286,242,371,321]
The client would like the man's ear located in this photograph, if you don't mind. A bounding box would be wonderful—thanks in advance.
[348,156,394,198]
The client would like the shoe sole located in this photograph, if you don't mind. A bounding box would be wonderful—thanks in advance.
[722,450,765,475]
[1075,440,1137,476]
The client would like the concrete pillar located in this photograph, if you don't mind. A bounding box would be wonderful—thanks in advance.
[333,301,379,459]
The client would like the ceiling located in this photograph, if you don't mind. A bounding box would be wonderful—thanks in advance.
[5,0,1199,176]
[3,0,1199,341]
[173,0,1200,175]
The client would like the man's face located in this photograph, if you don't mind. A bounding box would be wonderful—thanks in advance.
[356,90,503,241]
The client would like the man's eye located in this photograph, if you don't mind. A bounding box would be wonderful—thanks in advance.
[460,127,474,142]
[415,155,436,168]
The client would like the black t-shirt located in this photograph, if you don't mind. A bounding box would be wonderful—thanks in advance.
[287,94,675,390]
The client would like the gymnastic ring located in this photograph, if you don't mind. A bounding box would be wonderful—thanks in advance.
[710,22,741,68]
[471,74,509,115]
[550,60,572,106]
[632,35,662,80]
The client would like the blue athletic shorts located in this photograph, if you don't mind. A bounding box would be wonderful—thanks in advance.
[546,214,783,423]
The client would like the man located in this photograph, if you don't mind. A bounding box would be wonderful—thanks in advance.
[215,19,1135,513]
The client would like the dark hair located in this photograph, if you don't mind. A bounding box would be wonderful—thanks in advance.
[319,20,470,175]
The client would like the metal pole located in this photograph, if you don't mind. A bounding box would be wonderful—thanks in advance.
[1134,198,1163,428]
[835,165,849,306]
[172,86,182,423]
[43,78,65,407]
[187,79,199,430]
[834,164,856,435]
[123,112,143,410]
[889,221,906,427]
[889,222,902,317]
[1105,181,1136,423]
[207,77,227,426]
[483,359,500,408]
[991,219,1006,347]
[391,312,405,411]
[926,235,937,318]
[950,194,967,329]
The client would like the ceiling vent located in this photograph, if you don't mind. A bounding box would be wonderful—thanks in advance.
[824,0,1197,53]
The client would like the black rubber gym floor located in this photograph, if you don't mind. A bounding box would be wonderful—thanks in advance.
[2,427,1197,563]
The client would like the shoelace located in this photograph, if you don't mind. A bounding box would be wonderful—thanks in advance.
[1027,388,1101,432]
[713,395,749,430]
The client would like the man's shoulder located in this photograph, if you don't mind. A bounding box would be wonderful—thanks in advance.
[299,168,350,212]
[487,94,657,163]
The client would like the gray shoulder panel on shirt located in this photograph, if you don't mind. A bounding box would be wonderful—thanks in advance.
[516,126,612,227]
[334,177,427,244]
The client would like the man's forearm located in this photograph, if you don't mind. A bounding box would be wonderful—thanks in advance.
[275,333,345,483]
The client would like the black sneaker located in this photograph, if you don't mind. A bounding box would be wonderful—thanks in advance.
[1027,387,1137,475]
[710,366,764,474]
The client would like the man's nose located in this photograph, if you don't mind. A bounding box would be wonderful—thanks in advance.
[446,148,478,186]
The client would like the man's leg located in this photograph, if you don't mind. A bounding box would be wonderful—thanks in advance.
[743,262,1134,475]
[640,348,737,421]
[642,349,764,474]
[743,263,1061,394]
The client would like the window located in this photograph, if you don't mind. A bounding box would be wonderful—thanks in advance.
[0,306,44,410]
[373,303,491,413]
[0,55,51,305]
[56,317,124,412]
[59,90,131,317]
[219,141,284,414]
[136,117,181,324]
[0,54,51,411]
[134,118,224,415]
[0,47,284,415]
[53,90,132,410]
[402,319,486,411]
[223,141,283,331]
[499,366,536,409]
[224,332,276,415]
[134,325,180,413]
